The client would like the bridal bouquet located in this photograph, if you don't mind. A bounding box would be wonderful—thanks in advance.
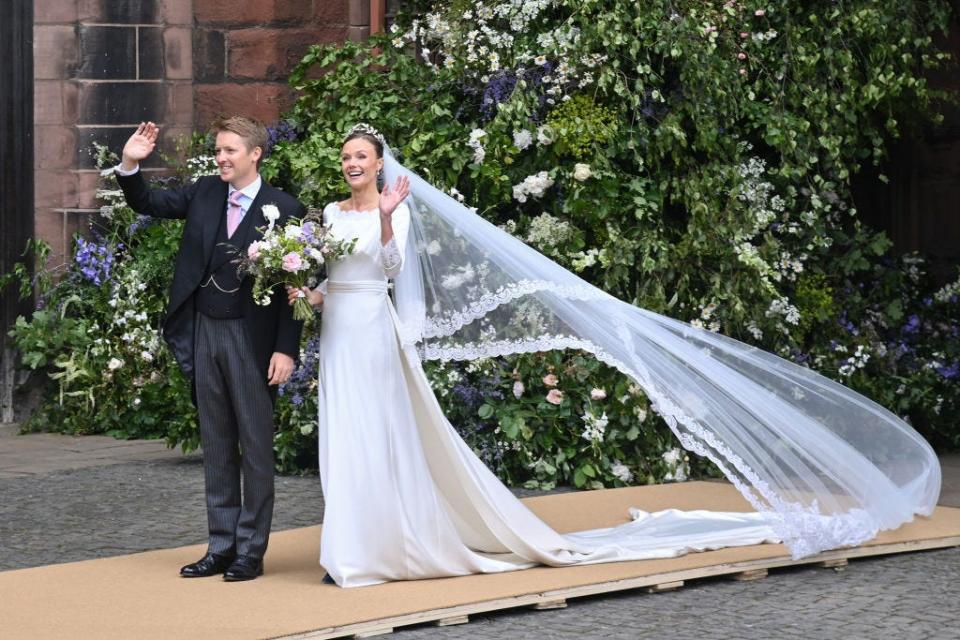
[241,206,356,321]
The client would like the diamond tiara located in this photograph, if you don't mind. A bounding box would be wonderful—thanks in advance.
[347,122,387,147]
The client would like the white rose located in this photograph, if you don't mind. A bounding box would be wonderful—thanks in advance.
[140,351,153,363]
[573,163,592,182]
[590,387,606,400]
[261,204,281,230]
[662,448,682,466]
[107,358,124,371]
[513,129,533,150]
[513,380,525,398]
[284,224,303,240]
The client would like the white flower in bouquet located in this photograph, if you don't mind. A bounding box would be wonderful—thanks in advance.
[573,163,592,182]
[107,357,124,371]
[590,387,606,400]
[512,380,525,398]
[284,224,303,241]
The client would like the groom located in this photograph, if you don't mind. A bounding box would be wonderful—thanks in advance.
[115,117,304,581]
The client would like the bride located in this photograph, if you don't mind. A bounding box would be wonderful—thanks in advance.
[289,124,940,588]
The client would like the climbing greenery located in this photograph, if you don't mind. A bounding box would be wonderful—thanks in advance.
[5,1,958,485]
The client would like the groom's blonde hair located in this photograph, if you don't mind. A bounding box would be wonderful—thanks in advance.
[210,116,268,167]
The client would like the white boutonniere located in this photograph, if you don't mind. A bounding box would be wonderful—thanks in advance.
[262,204,281,230]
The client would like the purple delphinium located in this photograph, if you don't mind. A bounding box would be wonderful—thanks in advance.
[937,363,959,380]
[901,314,921,336]
[279,334,321,399]
[265,120,299,157]
[74,237,116,286]
[481,71,519,122]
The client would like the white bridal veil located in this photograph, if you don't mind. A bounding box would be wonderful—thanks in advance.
[383,146,940,559]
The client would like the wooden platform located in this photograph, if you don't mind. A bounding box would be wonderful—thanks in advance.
[1,481,957,640]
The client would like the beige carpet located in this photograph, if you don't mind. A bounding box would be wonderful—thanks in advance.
[2,482,958,640]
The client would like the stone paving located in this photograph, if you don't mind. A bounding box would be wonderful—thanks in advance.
[2,427,959,639]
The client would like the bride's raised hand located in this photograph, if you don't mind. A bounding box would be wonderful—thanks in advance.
[378,175,410,219]
[121,121,159,170]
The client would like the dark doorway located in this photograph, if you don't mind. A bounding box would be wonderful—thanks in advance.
[1,0,35,422]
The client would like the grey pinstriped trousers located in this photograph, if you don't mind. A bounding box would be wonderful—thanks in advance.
[194,313,275,559]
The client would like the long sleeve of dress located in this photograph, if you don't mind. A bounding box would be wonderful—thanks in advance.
[379,204,410,278]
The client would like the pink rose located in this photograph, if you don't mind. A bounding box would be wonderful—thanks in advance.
[590,388,607,400]
[546,389,564,405]
[542,373,558,387]
[737,52,747,60]
[247,241,261,261]
[282,251,303,273]
[754,9,765,16]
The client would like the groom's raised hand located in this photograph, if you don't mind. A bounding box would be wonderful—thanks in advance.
[121,121,159,172]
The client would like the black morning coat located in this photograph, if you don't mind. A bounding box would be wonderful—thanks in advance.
[116,170,305,385]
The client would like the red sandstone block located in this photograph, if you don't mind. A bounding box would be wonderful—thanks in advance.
[194,83,295,126]
[347,25,369,43]
[34,208,69,266]
[195,0,314,25]
[34,169,79,213]
[348,0,369,26]
[316,0,351,24]
[161,0,193,25]
[34,26,78,80]
[34,126,77,171]
[227,27,348,81]
[168,82,195,125]
[34,0,78,23]
[164,27,193,79]
[76,171,102,209]
[34,81,64,125]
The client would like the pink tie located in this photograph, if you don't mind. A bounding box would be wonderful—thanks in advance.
[226,190,244,238]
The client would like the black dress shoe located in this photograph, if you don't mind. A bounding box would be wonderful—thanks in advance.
[322,572,336,585]
[223,555,264,582]
[180,552,235,578]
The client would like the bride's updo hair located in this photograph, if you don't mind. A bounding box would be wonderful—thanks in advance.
[344,123,386,158]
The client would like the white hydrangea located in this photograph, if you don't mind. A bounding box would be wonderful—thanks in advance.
[513,129,533,150]
[525,212,574,250]
[580,410,608,442]
[468,128,487,164]
[512,171,554,203]
[610,460,634,483]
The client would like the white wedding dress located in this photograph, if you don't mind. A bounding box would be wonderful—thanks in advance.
[315,202,782,588]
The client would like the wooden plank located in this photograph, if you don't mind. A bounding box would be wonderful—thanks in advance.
[819,558,849,569]
[731,569,767,582]
[645,580,684,593]
[434,615,469,626]
[352,629,392,638]
[531,599,567,610]
[281,535,960,640]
